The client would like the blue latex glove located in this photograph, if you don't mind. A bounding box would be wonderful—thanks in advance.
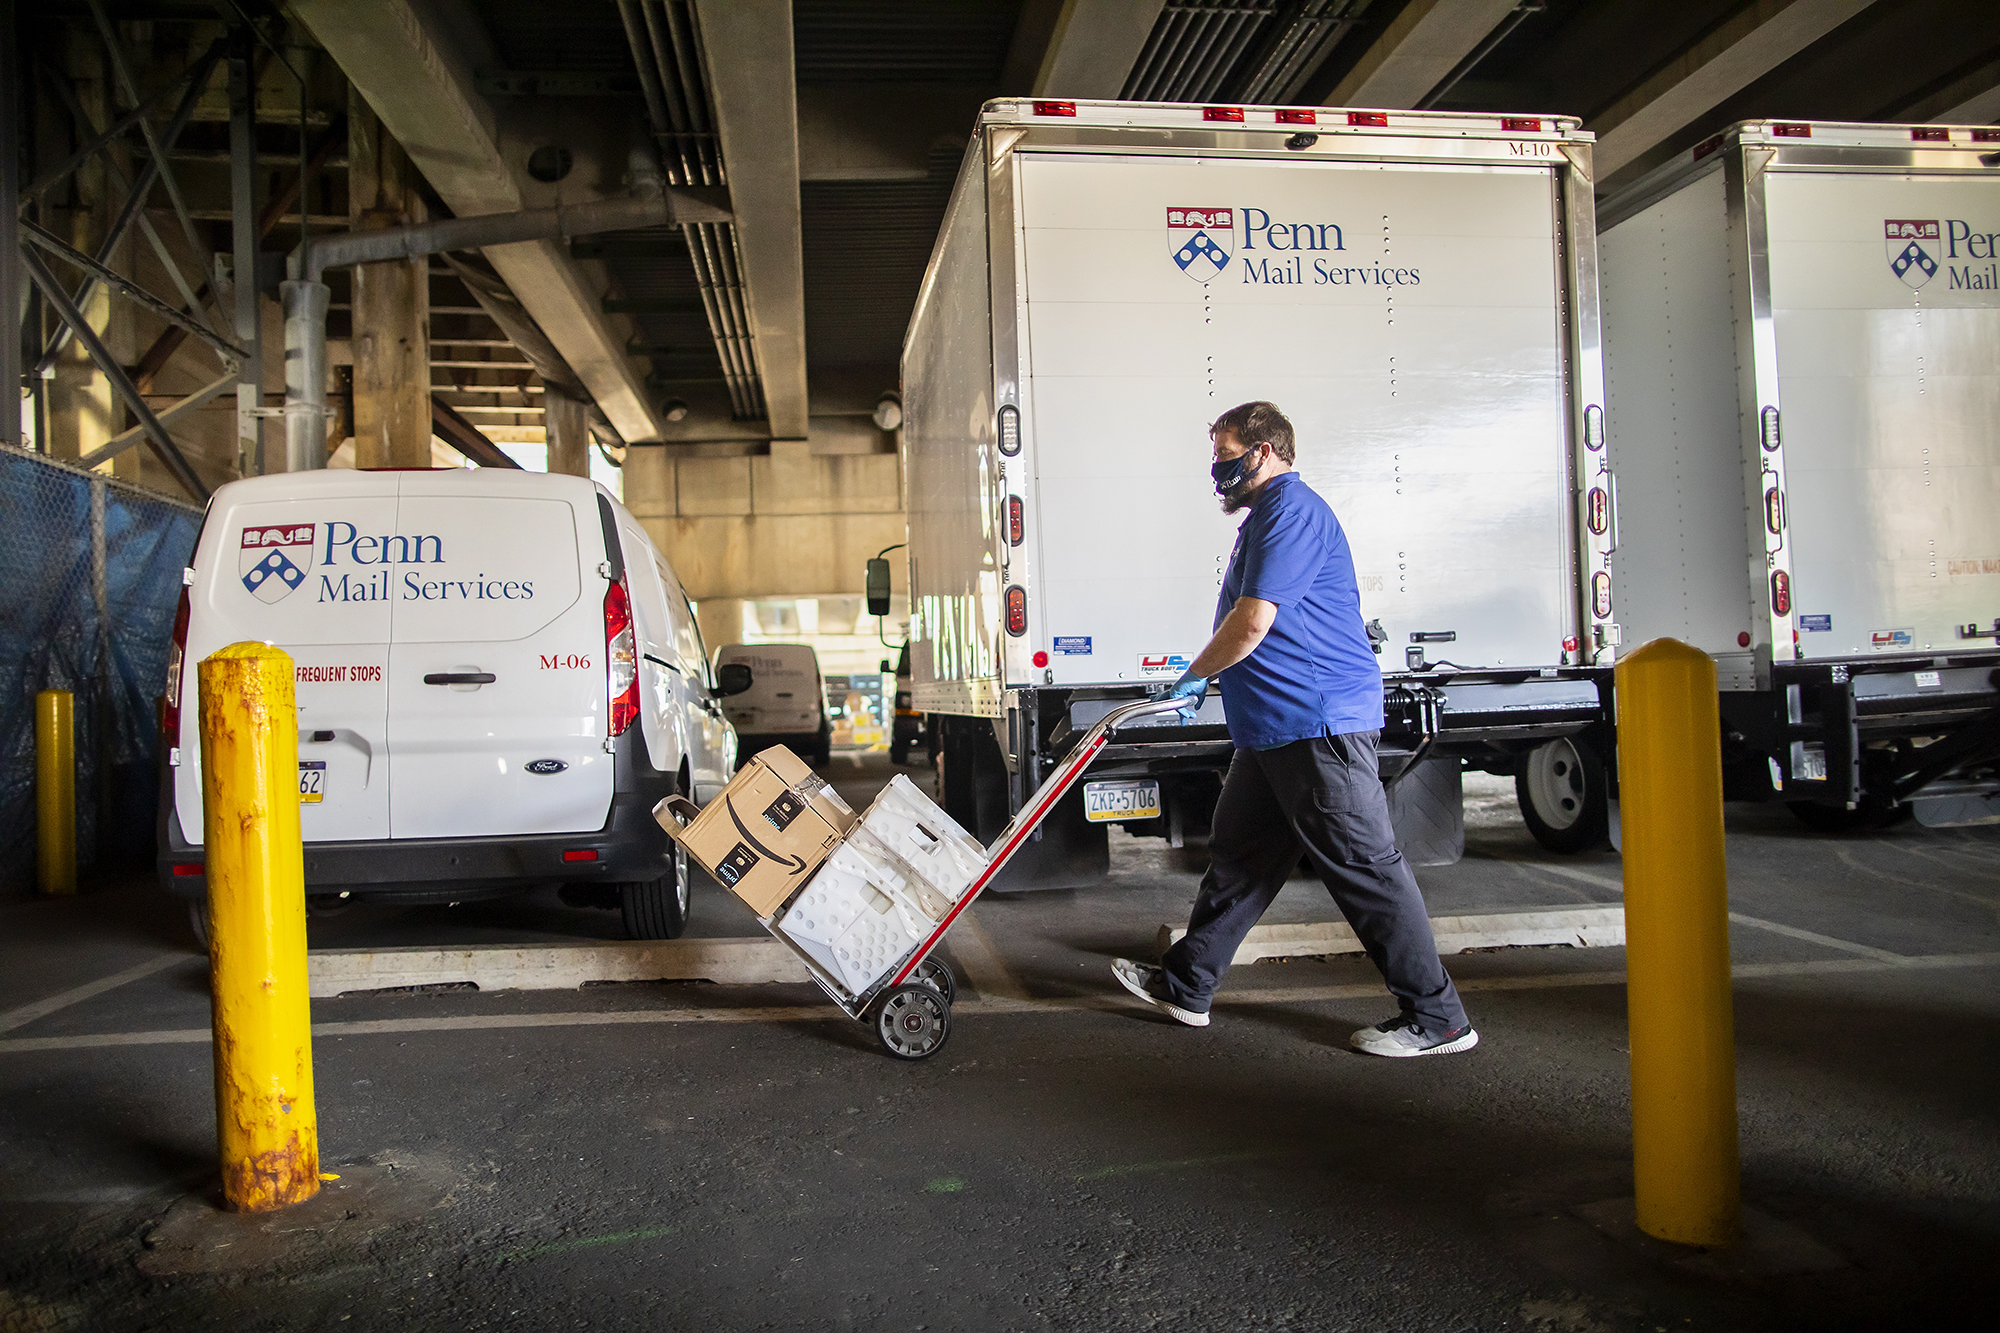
[1167,668,1208,719]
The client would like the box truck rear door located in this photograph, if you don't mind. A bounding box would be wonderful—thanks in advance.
[384,481,608,837]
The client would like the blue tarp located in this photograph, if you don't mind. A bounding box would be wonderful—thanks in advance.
[0,447,201,891]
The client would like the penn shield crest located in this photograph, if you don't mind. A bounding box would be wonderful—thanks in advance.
[1885,219,1940,289]
[239,523,315,603]
[1168,206,1232,282]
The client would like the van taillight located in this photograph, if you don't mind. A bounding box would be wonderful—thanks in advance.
[604,576,640,737]
[162,584,192,755]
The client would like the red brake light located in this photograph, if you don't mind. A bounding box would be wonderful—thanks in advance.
[1347,112,1388,127]
[1033,101,1075,117]
[604,576,640,737]
[1004,585,1027,637]
[1204,106,1244,123]
[1007,495,1024,546]
[162,583,192,752]
[1587,488,1609,536]
[1276,109,1315,125]
[1770,570,1792,616]
[1502,117,1542,132]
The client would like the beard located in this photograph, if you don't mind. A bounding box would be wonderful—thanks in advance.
[1219,483,1254,514]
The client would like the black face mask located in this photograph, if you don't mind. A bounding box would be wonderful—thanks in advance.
[1211,447,1260,497]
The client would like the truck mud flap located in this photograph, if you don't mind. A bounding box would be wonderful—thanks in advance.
[1387,757,1464,867]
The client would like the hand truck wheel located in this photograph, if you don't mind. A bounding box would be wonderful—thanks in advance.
[911,956,956,1004]
[874,983,951,1061]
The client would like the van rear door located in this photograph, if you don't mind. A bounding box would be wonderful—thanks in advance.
[175,476,398,844]
[384,475,610,838]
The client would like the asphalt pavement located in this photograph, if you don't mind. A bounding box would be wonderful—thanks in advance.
[1,753,1995,1331]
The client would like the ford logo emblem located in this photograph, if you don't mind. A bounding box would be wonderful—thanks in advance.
[524,759,568,775]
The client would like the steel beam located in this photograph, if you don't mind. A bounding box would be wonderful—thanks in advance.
[693,0,810,440]
[75,370,235,470]
[1,0,22,450]
[289,0,665,442]
[1032,0,1167,98]
[21,247,208,499]
[1323,0,1523,109]
[1589,0,1879,181]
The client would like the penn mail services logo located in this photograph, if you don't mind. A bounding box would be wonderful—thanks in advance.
[1168,207,1232,282]
[1886,219,1940,289]
[240,523,315,603]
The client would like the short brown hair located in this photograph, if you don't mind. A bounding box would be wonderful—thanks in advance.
[1209,401,1295,464]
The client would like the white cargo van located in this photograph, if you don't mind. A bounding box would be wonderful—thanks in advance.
[715,643,833,767]
[898,99,1620,882]
[1599,120,2000,829]
[156,469,745,938]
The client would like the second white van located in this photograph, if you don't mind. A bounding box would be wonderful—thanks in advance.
[715,642,832,767]
[156,469,745,939]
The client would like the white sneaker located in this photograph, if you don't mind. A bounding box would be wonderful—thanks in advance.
[1110,958,1209,1028]
[1349,1017,1479,1058]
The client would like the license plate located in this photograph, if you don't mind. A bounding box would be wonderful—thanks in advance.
[298,761,326,804]
[1084,779,1160,823]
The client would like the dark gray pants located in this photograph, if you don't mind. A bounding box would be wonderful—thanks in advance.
[1160,731,1469,1034]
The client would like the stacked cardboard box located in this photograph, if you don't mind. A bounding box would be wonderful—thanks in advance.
[652,746,857,917]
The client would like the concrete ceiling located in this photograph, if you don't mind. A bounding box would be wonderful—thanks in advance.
[275,0,2000,442]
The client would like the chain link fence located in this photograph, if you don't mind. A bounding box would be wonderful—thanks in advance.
[1,446,202,893]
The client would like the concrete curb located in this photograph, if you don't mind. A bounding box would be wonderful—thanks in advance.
[307,937,811,998]
[1154,905,1627,964]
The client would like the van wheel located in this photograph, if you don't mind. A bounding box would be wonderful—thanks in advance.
[1516,736,1610,853]
[620,840,690,940]
[187,899,210,953]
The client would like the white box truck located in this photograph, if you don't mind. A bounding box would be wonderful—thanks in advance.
[896,98,1623,884]
[1600,120,2000,830]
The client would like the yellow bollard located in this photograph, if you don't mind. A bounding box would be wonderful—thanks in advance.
[1615,637,1740,1246]
[198,641,319,1212]
[36,691,77,896]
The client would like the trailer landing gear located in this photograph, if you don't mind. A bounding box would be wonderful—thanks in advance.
[1517,736,1611,853]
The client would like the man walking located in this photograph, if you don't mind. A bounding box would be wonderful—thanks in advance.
[1112,401,1476,1057]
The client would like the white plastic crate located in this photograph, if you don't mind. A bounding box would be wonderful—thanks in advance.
[777,841,929,997]
[856,775,986,910]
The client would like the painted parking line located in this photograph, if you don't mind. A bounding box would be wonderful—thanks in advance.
[1,951,1995,1057]
[1726,912,1910,963]
[0,954,190,1035]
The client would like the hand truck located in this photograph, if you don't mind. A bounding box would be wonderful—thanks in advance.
[754,695,1193,1060]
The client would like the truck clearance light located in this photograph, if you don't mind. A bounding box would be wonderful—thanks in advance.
[1912,127,1950,142]
[1760,405,1781,451]
[1765,487,1785,534]
[1032,101,1075,117]
[1591,572,1612,618]
[1693,133,1725,161]
[1773,123,1811,138]
[1770,570,1792,615]
[1276,109,1316,125]
[562,849,598,862]
[1203,106,1244,122]
[1007,495,1024,546]
[1347,111,1387,127]
[161,584,192,756]
[1502,117,1541,132]
[1976,129,2000,143]
[1004,585,1027,636]
[997,404,1021,456]
[604,575,640,736]
[1587,488,1609,535]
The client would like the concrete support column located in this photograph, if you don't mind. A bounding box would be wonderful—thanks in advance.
[347,92,430,469]
[544,388,589,477]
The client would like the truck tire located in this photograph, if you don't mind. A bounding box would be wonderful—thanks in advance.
[890,738,910,766]
[620,841,690,940]
[1516,736,1610,854]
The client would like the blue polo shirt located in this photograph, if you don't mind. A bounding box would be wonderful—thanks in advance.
[1214,471,1384,749]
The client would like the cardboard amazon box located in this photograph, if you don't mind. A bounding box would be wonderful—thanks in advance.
[653,746,857,917]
